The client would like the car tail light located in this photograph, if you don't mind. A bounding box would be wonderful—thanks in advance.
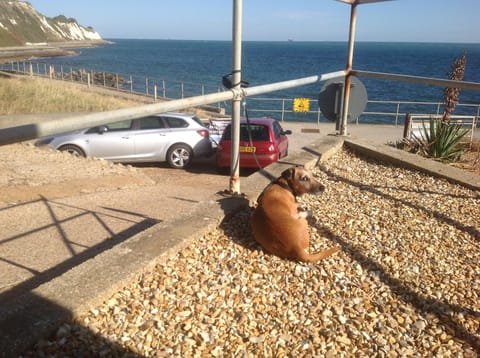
[197,129,209,138]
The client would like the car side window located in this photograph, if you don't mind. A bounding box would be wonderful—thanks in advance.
[139,116,166,130]
[164,117,188,128]
[109,120,133,131]
[273,121,282,138]
[85,120,132,134]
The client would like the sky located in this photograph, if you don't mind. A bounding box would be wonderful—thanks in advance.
[26,0,480,43]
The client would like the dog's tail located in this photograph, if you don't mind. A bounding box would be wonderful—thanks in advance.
[299,247,339,263]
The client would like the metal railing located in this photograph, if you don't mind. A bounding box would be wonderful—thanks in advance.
[0,70,345,145]
[0,60,225,106]
[2,60,480,129]
[243,97,480,127]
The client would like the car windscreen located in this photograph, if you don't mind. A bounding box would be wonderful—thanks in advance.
[222,124,270,141]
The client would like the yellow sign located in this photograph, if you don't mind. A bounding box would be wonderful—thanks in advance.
[293,98,310,112]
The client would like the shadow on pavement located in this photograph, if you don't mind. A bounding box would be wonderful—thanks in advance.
[0,197,160,305]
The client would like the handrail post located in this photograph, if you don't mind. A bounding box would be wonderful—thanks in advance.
[403,113,412,139]
[395,103,400,126]
[340,1,358,135]
[476,105,480,129]
[229,0,243,194]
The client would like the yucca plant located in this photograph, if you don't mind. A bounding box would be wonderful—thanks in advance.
[407,118,469,162]
[443,51,467,122]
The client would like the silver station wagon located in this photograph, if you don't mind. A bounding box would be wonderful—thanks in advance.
[36,112,213,169]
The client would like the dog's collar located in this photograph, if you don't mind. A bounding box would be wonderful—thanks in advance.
[274,179,297,198]
[257,178,297,205]
[257,179,296,204]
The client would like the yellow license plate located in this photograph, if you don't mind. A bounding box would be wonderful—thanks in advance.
[239,146,256,153]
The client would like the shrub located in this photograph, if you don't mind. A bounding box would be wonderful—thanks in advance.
[403,118,469,162]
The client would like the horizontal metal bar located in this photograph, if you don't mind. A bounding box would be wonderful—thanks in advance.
[352,70,480,91]
[0,70,345,146]
[244,70,346,97]
[410,115,476,120]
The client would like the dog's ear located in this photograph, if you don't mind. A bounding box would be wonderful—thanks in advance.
[281,167,295,181]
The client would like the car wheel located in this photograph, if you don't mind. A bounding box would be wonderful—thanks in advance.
[58,144,86,158]
[167,144,193,169]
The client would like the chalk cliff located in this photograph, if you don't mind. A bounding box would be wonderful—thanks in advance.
[0,0,103,47]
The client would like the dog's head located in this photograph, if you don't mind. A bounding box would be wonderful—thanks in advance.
[281,166,325,196]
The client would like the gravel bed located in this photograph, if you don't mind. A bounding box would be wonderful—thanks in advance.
[24,148,480,357]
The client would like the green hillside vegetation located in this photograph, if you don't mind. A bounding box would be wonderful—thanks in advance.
[0,76,142,114]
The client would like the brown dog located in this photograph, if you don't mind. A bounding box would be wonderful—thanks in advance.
[251,166,339,262]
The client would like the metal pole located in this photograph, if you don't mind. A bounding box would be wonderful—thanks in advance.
[230,0,243,194]
[339,1,358,136]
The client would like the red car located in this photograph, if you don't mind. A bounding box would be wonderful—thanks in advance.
[216,117,291,168]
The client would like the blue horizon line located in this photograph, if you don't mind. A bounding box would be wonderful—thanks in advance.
[103,38,480,45]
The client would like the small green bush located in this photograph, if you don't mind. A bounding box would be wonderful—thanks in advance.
[403,118,469,162]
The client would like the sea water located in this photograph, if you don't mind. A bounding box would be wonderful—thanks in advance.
[40,39,480,123]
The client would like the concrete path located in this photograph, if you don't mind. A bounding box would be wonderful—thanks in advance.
[0,122,479,357]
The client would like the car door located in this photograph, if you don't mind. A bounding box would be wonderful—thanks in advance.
[132,116,171,161]
[86,120,135,160]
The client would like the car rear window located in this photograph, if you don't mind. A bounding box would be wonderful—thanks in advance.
[164,117,189,128]
[223,124,270,141]
[191,115,206,127]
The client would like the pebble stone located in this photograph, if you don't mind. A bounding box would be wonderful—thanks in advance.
[23,147,480,357]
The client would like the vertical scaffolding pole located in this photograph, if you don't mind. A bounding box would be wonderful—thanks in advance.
[339,1,358,136]
[229,0,243,193]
